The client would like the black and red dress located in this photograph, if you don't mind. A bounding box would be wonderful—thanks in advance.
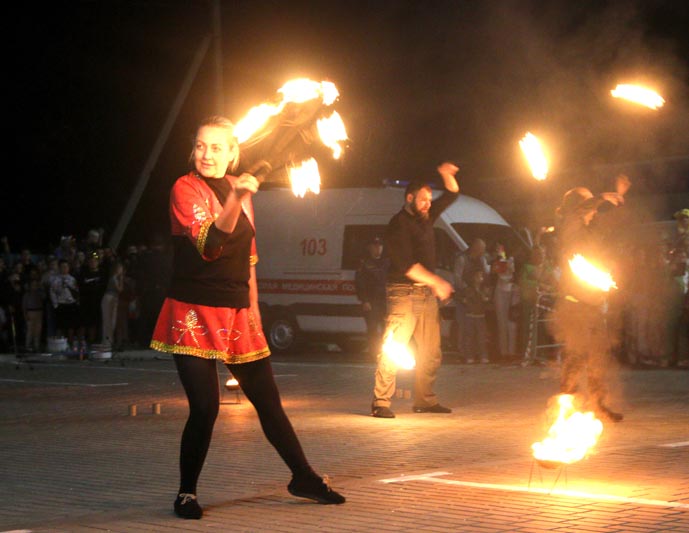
[150,172,269,364]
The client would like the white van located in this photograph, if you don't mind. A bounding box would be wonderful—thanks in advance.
[253,186,525,352]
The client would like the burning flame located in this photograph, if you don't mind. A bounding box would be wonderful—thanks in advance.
[519,132,548,181]
[225,377,239,390]
[382,331,416,370]
[610,84,665,110]
[569,254,617,292]
[233,103,281,144]
[532,394,603,465]
[288,158,321,197]
[278,78,337,105]
[234,78,345,144]
[234,78,348,196]
[317,111,347,159]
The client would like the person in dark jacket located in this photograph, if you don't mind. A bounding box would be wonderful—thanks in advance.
[549,175,630,423]
[355,236,389,355]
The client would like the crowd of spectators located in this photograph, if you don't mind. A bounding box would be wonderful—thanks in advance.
[0,229,171,356]
[3,209,687,368]
[452,209,689,368]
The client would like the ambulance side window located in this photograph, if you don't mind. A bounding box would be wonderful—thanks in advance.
[434,228,458,271]
[341,225,387,269]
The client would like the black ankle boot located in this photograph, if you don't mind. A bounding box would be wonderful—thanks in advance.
[597,402,624,423]
[288,473,346,504]
[174,493,203,519]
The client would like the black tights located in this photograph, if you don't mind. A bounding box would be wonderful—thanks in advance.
[174,355,311,494]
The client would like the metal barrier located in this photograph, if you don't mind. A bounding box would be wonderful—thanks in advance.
[522,291,563,366]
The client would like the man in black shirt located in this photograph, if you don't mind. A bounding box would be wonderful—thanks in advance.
[371,162,459,418]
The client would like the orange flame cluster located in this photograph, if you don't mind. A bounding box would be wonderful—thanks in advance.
[288,158,321,198]
[382,332,416,370]
[234,78,347,196]
[532,394,603,465]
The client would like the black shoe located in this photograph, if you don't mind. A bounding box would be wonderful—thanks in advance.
[288,474,346,504]
[371,405,396,418]
[597,403,624,423]
[174,493,203,519]
[413,404,452,413]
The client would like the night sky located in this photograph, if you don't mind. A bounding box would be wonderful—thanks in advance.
[9,0,689,252]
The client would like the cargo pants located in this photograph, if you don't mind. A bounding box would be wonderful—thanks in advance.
[372,283,442,409]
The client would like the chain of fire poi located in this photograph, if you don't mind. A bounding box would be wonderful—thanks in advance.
[233,78,348,197]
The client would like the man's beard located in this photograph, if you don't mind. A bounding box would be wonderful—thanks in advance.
[410,203,430,220]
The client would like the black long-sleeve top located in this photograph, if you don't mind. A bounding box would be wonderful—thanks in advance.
[385,190,459,284]
[166,173,255,308]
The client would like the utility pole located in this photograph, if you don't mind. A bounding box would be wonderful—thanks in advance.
[108,35,212,251]
[109,1,224,250]
[213,0,223,112]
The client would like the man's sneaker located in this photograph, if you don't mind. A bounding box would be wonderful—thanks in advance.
[371,406,396,418]
[413,404,452,413]
[288,474,346,504]
[174,493,203,519]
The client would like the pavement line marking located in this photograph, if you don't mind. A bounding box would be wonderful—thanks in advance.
[659,441,689,448]
[380,472,689,510]
[0,378,128,388]
[38,364,179,373]
[380,471,451,483]
[14,363,298,378]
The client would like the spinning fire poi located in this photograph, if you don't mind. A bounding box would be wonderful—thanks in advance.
[519,132,549,181]
[234,78,348,196]
[611,83,665,110]
[381,331,416,370]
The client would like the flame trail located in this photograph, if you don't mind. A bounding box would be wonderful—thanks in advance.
[519,132,548,181]
[611,84,665,110]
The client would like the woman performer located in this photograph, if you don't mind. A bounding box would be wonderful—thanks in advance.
[151,116,345,519]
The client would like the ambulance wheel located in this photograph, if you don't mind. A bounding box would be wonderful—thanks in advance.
[266,314,299,353]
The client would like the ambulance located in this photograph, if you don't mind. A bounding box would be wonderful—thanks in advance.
[252,186,525,352]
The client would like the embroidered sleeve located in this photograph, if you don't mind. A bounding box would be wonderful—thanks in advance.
[196,219,213,256]
[170,177,219,260]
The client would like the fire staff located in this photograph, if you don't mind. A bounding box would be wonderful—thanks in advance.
[150,116,344,520]
[371,162,459,419]
[549,174,631,423]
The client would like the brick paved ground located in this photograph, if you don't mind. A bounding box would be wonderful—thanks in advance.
[0,350,687,532]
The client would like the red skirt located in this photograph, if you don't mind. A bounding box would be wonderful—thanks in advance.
[150,298,270,364]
